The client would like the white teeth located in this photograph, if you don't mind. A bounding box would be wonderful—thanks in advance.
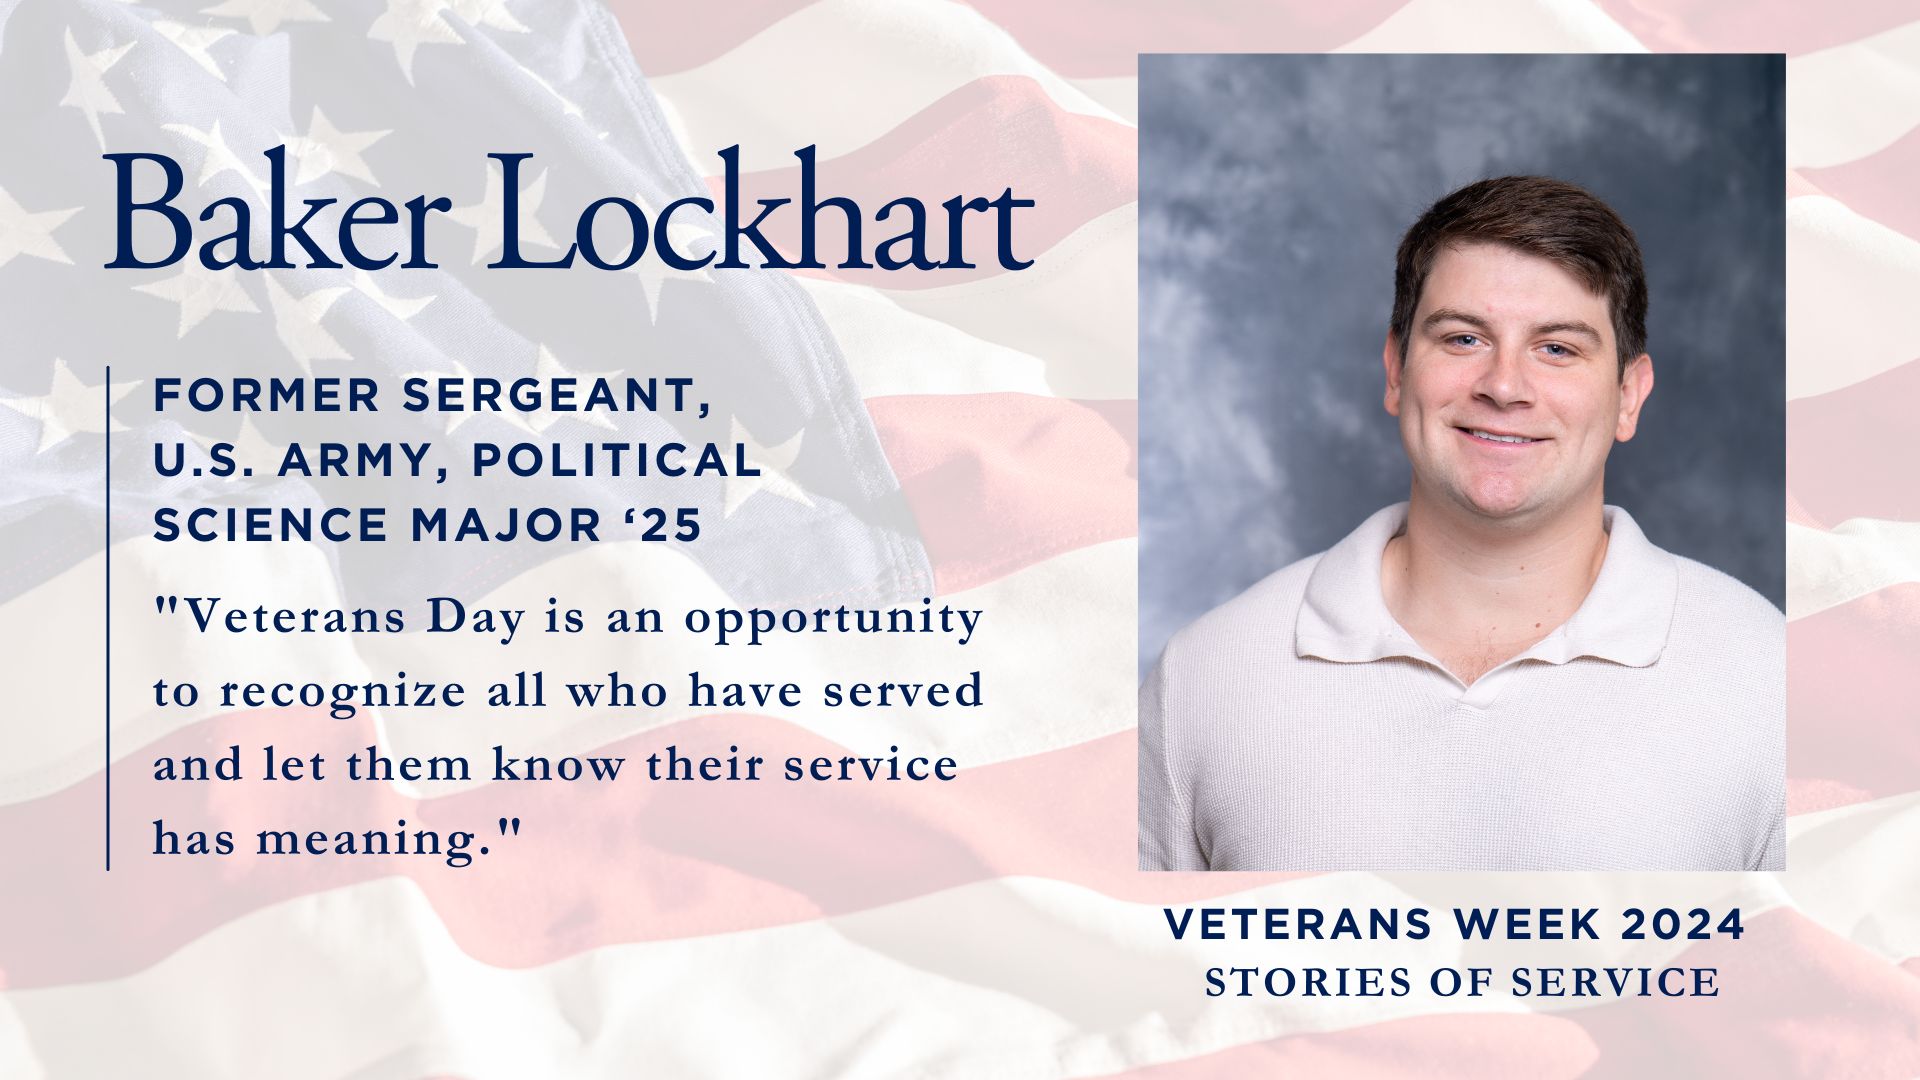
[1469,429,1536,443]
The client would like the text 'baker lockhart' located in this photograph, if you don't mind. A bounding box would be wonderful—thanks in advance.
[103,146,1035,273]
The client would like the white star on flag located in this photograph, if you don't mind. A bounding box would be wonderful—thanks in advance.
[526,345,621,432]
[0,186,79,270]
[161,120,269,198]
[370,0,526,84]
[723,418,813,517]
[449,160,556,264]
[228,415,283,474]
[627,194,717,320]
[60,29,135,150]
[199,0,329,36]
[0,359,139,454]
[133,261,259,337]
[261,274,350,373]
[189,414,281,476]
[449,0,529,33]
[152,19,235,83]
[286,107,388,186]
[351,269,434,320]
[402,358,495,436]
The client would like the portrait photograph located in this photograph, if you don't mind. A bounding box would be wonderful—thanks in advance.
[1137,54,1786,872]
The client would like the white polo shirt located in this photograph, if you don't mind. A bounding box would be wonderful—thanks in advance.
[1139,503,1785,872]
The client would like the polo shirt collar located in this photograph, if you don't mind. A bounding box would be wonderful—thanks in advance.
[1295,502,1678,669]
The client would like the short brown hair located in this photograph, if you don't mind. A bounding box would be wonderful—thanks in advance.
[1391,176,1648,374]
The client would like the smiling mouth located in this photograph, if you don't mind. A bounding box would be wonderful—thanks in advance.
[1458,427,1545,445]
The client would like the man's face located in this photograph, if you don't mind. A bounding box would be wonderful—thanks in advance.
[1384,242,1653,524]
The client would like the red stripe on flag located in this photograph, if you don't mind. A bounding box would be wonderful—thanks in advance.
[610,0,1910,83]
[1787,583,1920,814]
[1788,356,1920,527]
[1572,912,1920,1078]
[1786,488,1823,531]
[608,0,1407,80]
[1786,170,1828,201]
[870,393,1137,593]
[1801,136,1920,256]
[1592,0,1915,56]
[606,0,811,76]
[950,1,1407,79]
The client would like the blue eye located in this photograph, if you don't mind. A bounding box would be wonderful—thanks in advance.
[1541,343,1570,357]
[1448,334,1480,347]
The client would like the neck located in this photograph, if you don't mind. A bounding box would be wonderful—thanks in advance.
[1381,487,1610,681]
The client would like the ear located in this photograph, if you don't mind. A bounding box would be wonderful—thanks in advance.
[1382,334,1403,417]
[1614,353,1654,441]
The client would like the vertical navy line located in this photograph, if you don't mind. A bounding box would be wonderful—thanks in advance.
[105,364,112,872]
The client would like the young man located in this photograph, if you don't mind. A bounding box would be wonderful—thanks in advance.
[1139,176,1785,872]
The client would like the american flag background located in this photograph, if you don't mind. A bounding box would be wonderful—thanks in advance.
[0,0,1914,1076]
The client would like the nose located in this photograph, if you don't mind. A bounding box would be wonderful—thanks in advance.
[1472,342,1534,408]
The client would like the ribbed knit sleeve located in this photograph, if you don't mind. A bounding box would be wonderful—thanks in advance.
[1138,644,1207,870]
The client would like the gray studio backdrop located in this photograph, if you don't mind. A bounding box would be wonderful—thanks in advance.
[1139,53,1785,674]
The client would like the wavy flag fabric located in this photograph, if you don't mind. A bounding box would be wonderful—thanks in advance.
[0,0,1915,1076]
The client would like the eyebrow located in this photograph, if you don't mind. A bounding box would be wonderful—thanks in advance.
[1422,308,1605,345]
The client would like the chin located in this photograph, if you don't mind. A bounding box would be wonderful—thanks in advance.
[1451,481,1539,520]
